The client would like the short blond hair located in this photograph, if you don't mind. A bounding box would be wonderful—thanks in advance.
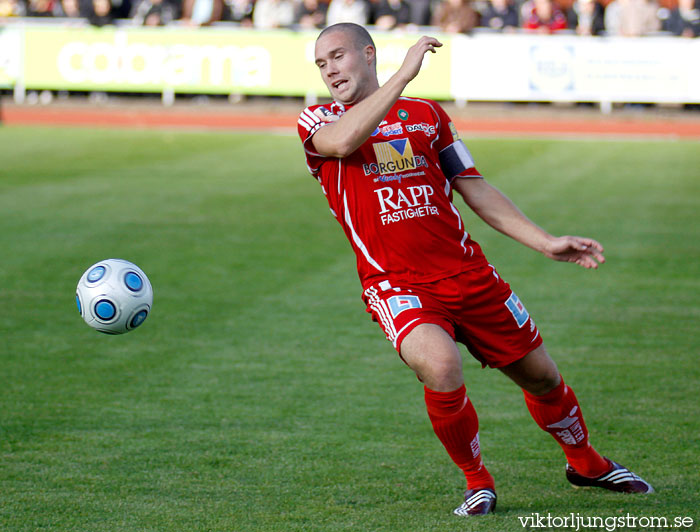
[318,23,376,54]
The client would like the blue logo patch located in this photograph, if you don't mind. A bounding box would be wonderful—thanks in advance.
[388,295,422,318]
[505,292,529,328]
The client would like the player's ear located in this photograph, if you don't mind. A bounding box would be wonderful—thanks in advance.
[364,45,376,66]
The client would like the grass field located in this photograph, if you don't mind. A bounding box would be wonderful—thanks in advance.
[1,125,698,532]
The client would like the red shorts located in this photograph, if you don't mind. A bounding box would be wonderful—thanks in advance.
[362,264,543,368]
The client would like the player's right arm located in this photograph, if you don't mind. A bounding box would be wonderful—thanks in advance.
[454,177,606,269]
[311,36,442,159]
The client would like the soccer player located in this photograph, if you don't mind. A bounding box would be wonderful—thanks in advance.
[296,23,654,516]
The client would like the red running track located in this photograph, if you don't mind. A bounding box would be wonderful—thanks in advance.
[4,105,700,139]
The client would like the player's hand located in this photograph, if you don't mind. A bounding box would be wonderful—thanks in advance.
[313,107,340,123]
[397,36,443,84]
[544,236,605,269]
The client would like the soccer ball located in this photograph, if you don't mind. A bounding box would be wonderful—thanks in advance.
[76,258,153,334]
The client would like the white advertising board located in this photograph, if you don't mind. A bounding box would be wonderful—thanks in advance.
[0,26,21,87]
[6,22,700,104]
[451,34,700,104]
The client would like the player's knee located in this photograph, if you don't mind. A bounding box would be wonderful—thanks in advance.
[523,371,561,396]
[401,323,463,391]
[418,356,463,392]
[500,344,561,395]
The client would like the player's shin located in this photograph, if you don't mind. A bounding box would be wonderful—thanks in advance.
[424,385,495,490]
[523,377,609,478]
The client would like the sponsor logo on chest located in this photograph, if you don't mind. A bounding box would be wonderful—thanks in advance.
[363,138,428,177]
[374,184,439,225]
[405,122,436,136]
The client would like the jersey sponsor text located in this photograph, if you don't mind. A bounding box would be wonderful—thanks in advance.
[375,184,439,225]
[365,138,428,177]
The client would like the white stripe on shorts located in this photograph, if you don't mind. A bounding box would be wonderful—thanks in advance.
[394,318,421,348]
[364,286,398,343]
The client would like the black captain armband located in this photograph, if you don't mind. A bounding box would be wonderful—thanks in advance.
[439,140,478,182]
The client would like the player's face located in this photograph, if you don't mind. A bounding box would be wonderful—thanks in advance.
[314,30,377,105]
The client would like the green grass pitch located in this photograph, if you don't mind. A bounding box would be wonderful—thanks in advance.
[1,125,698,531]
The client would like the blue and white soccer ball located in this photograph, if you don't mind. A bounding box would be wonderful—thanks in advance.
[76,258,153,334]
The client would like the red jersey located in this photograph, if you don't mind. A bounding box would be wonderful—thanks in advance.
[522,5,568,32]
[297,97,488,290]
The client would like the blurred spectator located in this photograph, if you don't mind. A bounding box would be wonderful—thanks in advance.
[431,0,478,33]
[25,0,54,16]
[54,0,84,16]
[0,0,26,15]
[223,0,254,24]
[571,0,604,34]
[294,0,328,28]
[664,0,700,36]
[112,0,131,17]
[604,0,660,36]
[88,0,115,25]
[181,0,224,25]
[521,0,569,32]
[252,0,296,27]
[131,0,179,24]
[407,0,431,25]
[480,0,519,30]
[326,0,369,25]
[372,0,411,29]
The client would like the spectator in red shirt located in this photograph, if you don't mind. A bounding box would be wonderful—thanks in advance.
[522,0,569,32]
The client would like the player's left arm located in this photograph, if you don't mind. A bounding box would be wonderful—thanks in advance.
[453,177,606,269]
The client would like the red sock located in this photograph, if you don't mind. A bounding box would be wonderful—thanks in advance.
[424,385,495,491]
[523,377,609,478]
